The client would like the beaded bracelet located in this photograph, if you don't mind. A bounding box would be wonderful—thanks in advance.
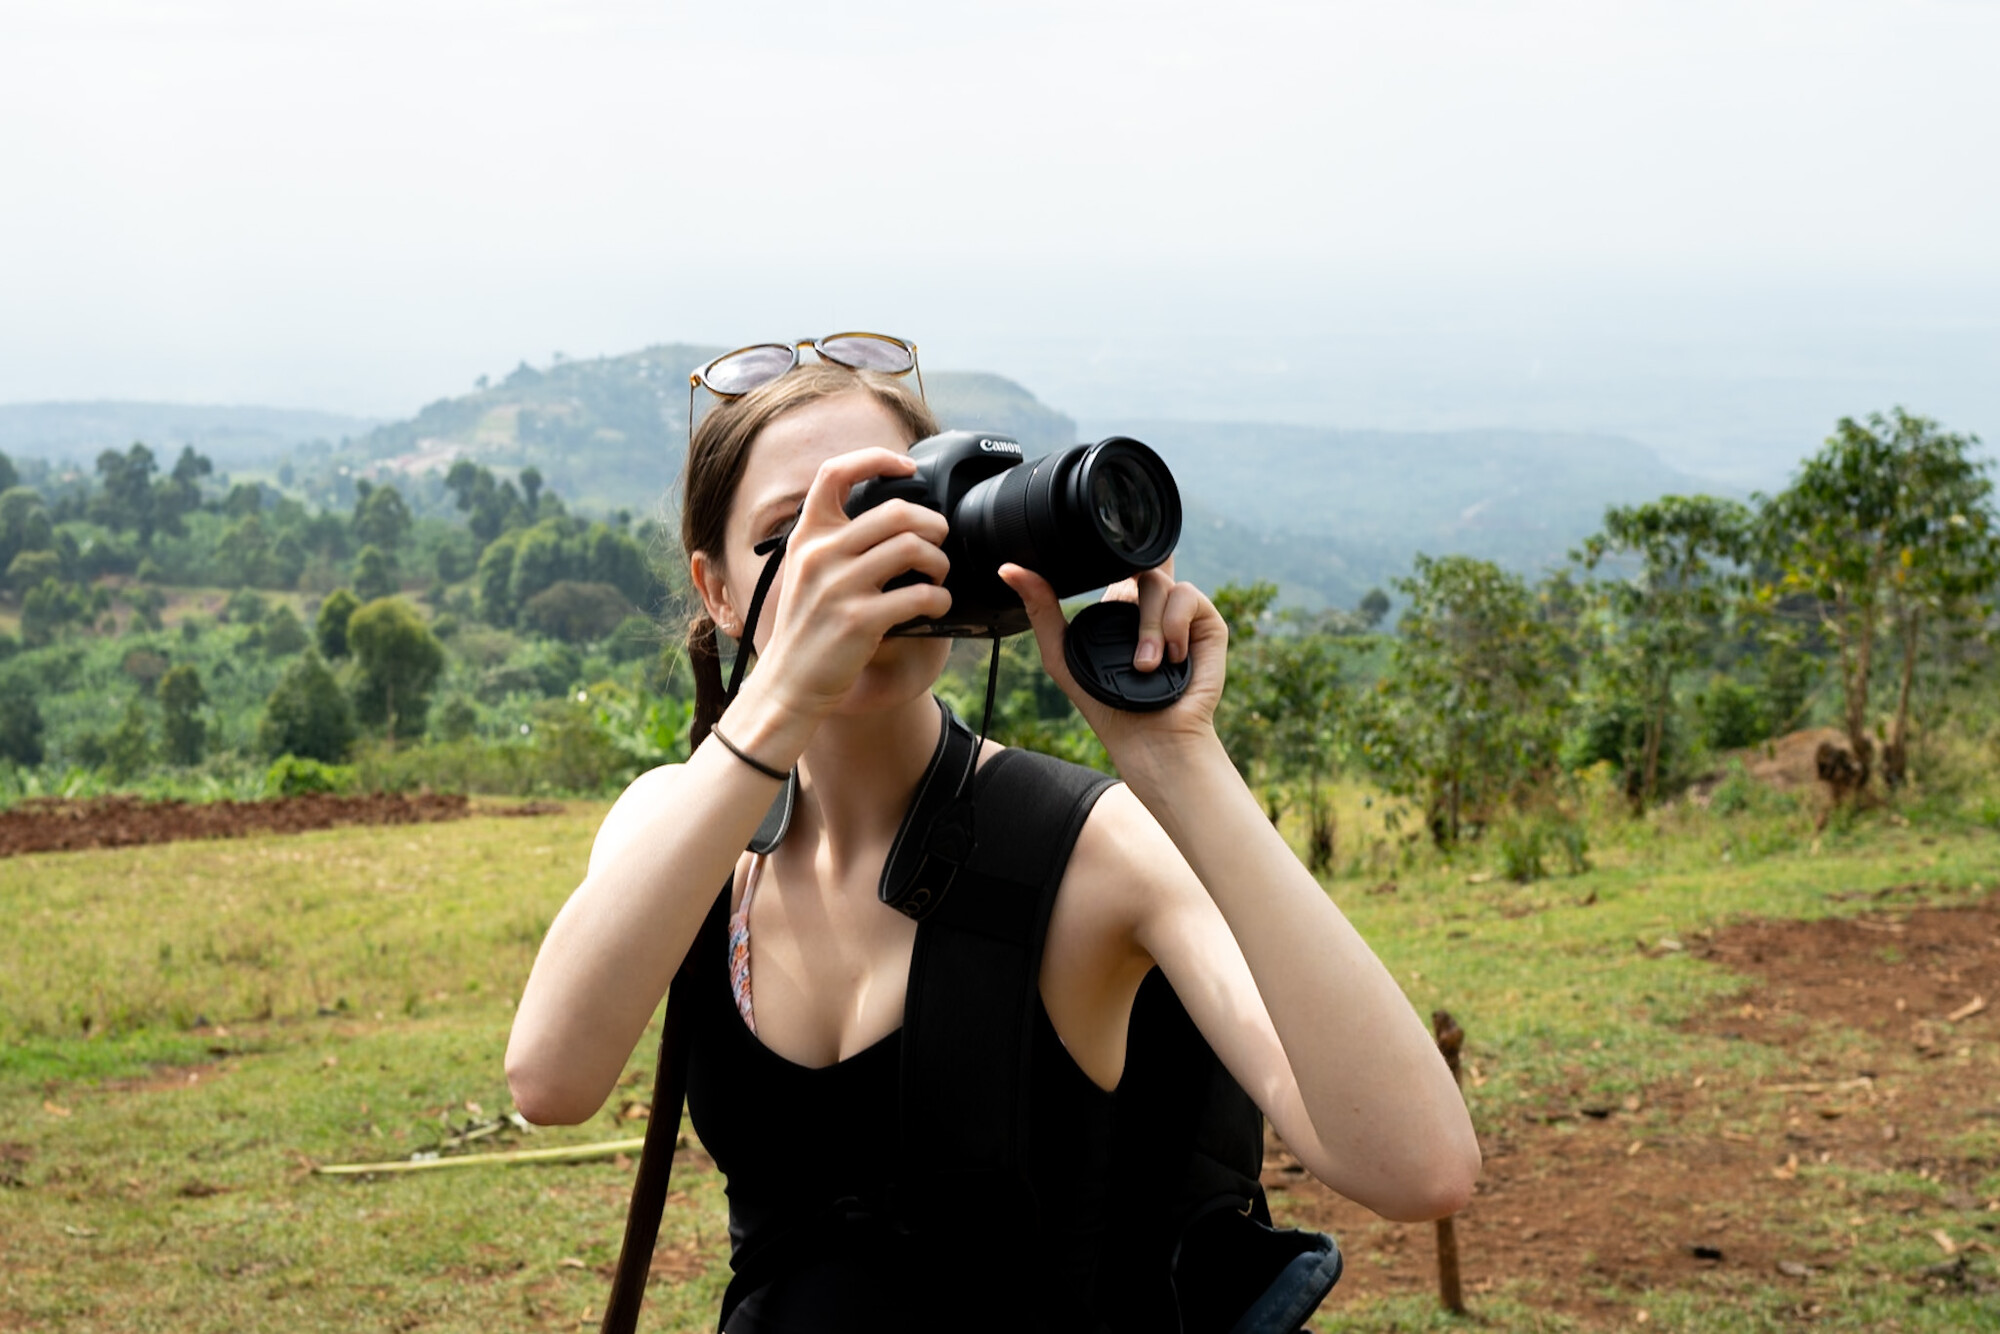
[710,726,788,782]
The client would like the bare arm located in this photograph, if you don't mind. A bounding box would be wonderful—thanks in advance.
[1003,564,1481,1221]
[506,448,953,1123]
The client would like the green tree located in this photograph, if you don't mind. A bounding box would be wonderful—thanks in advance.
[347,598,445,741]
[0,676,45,766]
[521,580,637,644]
[261,603,311,657]
[475,534,520,623]
[1575,495,1753,809]
[1760,409,2000,790]
[103,697,153,781]
[91,444,159,541]
[317,588,360,659]
[0,486,54,572]
[6,548,62,594]
[0,449,15,493]
[352,544,399,601]
[1348,555,1570,847]
[352,482,413,552]
[1245,611,1349,873]
[158,663,207,766]
[1358,587,1390,630]
[259,653,357,763]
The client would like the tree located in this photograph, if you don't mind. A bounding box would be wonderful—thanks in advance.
[103,697,153,781]
[519,466,544,518]
[0,486,53,573]
[5,549,62,595]
[1358,587,1390,630]
[521,580,637,644]
[0,676,44,766]
[1348,555,1570,847]
[475,534,520,623]
[1575,495,1753,809]
[352,544,399,601]
[259,653,357,762]
[91,444,159,541]
[346,598,445,740]
[353,482,413,552]
[260,603,311,657]
[0,449,15,494]
[158,664,207,766]
[316,588,360,659]
[1760,409,2000,790]
[1244,612,1349,872]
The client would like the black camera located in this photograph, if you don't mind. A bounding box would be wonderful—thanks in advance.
[845,430,1183,638]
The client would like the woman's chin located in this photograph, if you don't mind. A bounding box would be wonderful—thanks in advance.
[830,638,951,716]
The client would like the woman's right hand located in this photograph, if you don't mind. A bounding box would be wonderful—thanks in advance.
[749,447,953,718]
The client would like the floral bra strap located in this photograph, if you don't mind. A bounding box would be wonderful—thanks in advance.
[726,853,765,1033]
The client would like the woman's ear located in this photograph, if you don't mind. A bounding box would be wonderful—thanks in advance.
[689,549,737,636]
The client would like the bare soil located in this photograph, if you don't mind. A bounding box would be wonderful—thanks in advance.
[0,791,510,858]
[1275,893,2000,1326]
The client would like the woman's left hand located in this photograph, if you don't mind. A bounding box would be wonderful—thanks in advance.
[998,560,1227,761]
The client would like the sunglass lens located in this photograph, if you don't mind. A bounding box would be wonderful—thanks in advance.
[817,334,915,375]
[703,345,797,396]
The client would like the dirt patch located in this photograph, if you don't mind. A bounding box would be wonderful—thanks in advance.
[0,791,499,858]
[1275,896,2000,1327]
[1691,896,2000,1050]
[1733,727,1852,794]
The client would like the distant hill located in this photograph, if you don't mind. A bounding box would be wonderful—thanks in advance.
[1102,420,1732,582]
[350,344,1082,512]
[0,401,375,469]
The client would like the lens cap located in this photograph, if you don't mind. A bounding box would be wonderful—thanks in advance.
[1062,601,1190,713]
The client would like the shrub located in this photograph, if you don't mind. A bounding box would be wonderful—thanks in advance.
[221,587,267,624]
[260,604,311,658]
[259,653,357,763]
[1698,678,1766,751]
[264,755,359,798]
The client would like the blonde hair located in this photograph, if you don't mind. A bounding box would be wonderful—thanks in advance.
[680,364,939,746]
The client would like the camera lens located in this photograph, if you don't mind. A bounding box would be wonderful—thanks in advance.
[1089,452,1164,557]
[954,436,1181,599]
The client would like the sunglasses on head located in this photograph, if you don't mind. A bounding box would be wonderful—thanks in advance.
[687,332,923,440]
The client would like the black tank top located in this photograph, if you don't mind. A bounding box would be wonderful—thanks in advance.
[683,889,1117,1333]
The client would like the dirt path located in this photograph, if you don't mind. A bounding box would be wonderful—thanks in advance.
[0,791,560,858]
[1274,893,2000,1326]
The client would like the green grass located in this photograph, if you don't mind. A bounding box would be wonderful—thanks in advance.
[3,787,1997,1330]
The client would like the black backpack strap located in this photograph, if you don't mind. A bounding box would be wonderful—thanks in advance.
[897,747,1114,1219]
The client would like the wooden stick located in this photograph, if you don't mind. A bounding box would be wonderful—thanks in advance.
[314,1136,648,1176]
[1431,1009,1468,1316]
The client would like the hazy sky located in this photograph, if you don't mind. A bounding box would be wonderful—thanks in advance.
[4,0,1997,478]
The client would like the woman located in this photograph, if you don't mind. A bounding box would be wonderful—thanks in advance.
[506,349,1480,1332]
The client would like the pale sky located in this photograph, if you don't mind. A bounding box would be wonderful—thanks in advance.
[3,0,1997,476]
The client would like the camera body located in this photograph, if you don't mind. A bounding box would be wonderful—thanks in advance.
[846,429,1182,638]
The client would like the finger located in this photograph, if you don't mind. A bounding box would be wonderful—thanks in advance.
[848,531,951,592]
[997,564,1079,695]
[835,495,949,551]
[799,448,918,525]
[1100,576,1140,605]
[1131,568,1174,671]
[1160,581,1205,664]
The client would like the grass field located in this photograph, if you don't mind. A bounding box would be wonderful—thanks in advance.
[3,782,1997,1331]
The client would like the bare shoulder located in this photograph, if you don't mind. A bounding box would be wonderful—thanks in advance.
[1060,781,1205,938]
[585,762,687,877]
